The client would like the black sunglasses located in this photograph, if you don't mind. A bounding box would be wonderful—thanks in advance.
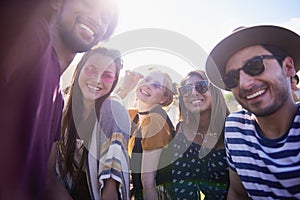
[179,80,209,97]
[223,55,282,89]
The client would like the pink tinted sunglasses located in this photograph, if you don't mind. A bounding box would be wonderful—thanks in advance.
[83,65,115,83]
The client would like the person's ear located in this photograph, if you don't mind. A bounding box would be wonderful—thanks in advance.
[282,56,296,77]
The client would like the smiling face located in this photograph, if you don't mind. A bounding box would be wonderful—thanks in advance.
[57,0,117,52]
[226,45,292,116]
[182,75,212,115]
[136,71,168,109]
[78,53,116,104]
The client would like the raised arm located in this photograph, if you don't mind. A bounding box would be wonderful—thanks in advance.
[115,70,143,99]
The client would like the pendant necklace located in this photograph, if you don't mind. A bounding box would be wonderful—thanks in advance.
[195,131,208,144]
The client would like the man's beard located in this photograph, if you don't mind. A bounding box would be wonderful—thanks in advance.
[238,80,289,117]
[58,22,100,53]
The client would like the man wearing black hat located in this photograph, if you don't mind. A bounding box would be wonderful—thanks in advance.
[206,25,300,199]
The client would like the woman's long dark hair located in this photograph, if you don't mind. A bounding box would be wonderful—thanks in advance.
[58,47,123,181]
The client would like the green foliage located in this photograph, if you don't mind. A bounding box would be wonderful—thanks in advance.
[223,92,241,112]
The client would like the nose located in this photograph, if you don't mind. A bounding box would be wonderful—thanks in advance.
[189,86,200,97]
[191,86,197,94]
[89,12,101,25]
[145,81,154,89]
[84,66,101,79]
[89,6,110,31]
[90,73,104,85]
[239,70,255,89]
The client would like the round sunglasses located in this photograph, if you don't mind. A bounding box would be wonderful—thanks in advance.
[223,55,282,89]
[179,80,209,97]
[143,77,164,90]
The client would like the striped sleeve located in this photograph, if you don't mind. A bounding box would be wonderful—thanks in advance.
[89,98,131,200]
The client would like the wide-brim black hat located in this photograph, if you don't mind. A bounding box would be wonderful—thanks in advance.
[205,25,300,91]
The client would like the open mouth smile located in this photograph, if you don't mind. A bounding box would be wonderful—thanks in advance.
[79,23,95,36]
[246,89,266,100]
[140,89,150,96]
[87,84,101,91]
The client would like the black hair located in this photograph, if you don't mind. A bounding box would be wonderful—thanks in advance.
[262,44,288,66]
[294,74,299,84]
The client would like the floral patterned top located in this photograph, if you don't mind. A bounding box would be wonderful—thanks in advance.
[171,129,229,200]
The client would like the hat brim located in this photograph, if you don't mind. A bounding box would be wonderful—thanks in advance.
[206,25,300,91]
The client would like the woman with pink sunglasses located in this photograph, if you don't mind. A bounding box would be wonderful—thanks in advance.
[53,47,131,200]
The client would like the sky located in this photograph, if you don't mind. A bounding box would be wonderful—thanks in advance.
[62,0,300,87]
[116,0,300,51]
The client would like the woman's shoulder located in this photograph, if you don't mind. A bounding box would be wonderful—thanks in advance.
[99,98,131,137]
[102,96,123,106]
[101,97,128,113]
[100,97,130,125]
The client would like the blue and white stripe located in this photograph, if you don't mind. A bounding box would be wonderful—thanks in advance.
[225,107,300,199]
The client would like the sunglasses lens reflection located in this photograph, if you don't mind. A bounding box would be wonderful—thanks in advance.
[179,81,208,97]
[195,81,208,94]
[223,55,280,89]
[179,86,192,97]
[151,82,163,89]
[101,71,115,83]
[224,70,240,89]
[224,60,265,89]
[244,60,265,75]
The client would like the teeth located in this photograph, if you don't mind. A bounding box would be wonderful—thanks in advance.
[141,89,150,96]
[79,23,95,36]
[246,90,265,99]
[192,99,203,105]
[87,84,100,91]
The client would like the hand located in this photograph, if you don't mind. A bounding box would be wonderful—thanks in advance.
[123,70,143,91]
[117,70,143,99]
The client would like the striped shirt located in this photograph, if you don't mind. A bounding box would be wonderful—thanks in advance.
[57,98,131,200]
[225,105,300,199]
